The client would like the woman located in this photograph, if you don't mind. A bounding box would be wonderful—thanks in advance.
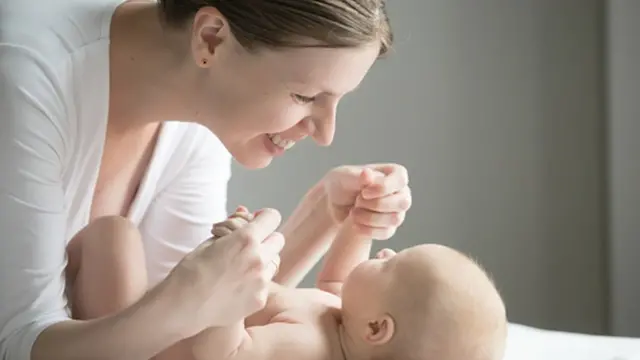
[0,0,412,359]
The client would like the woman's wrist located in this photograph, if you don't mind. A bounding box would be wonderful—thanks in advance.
[138,276,192,339]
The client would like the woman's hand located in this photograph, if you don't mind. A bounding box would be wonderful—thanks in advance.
[164,208,284,338]
[323,164,412,240]
[212,206,282,276]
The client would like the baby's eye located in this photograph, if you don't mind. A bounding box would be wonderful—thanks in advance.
[292,93,315,104]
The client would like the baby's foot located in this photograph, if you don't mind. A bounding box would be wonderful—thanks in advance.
[211,206,255,239]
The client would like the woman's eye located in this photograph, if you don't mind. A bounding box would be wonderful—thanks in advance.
[292,93,315,104]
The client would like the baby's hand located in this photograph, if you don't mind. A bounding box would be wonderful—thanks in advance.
[211,206,255,239]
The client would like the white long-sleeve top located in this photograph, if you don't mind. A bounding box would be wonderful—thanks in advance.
[0,1,232,358]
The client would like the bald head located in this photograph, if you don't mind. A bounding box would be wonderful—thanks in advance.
[380,244,507,360]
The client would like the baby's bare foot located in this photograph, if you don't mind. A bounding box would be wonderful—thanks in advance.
[211,206,255,238]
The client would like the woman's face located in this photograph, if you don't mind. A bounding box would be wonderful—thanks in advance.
[189,10,381,169]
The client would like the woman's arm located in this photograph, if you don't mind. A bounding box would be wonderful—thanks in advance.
[33,283,186,360]
[0,47,185,360]
[272,181,341,287]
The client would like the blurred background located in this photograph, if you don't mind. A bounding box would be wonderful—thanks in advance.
[229,0,639,337]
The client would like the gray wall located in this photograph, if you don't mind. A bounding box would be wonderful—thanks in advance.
[229,0,610,334]
[607,0,640,337]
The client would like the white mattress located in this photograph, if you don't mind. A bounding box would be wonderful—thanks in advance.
[505,323,640,360]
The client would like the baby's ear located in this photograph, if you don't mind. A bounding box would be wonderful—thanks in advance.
[364,314,395,346]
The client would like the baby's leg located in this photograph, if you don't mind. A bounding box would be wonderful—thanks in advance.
[65,216,148,319]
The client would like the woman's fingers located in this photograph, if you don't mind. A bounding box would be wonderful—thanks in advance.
[238,208,282,247]
[254,231,285,282]
[361,164,409,200]
[267,255,281,279]
[260,231,285,257]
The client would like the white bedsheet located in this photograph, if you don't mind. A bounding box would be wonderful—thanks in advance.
[505,323,640,360]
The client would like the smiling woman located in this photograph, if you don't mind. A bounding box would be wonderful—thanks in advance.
[0,1,411,360]
[154,0,394,169]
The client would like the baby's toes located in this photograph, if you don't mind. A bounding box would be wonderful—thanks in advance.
[212,226,234,238]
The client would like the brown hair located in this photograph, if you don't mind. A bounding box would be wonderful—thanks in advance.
[157,0,393,56]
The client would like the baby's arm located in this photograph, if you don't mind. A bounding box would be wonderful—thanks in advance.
[195,321,326,360]
[231,322,327,360]
[315,216,372,296]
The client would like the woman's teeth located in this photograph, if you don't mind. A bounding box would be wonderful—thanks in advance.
[268,134,295,150]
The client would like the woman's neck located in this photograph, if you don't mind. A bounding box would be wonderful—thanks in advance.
[108,1,199,131]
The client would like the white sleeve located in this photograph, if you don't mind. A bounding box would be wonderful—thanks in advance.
[139,126,233,287]
[0,46,72,359]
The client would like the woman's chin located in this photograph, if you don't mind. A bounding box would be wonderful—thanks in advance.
[232,151,274,170]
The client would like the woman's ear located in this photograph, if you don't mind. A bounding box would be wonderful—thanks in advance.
[364,314,395,345]
[190,7,228,67]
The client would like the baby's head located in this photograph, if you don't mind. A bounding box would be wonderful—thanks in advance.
[340,244,507,360]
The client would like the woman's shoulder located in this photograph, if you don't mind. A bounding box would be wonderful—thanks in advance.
[0,0,121,64]
[0,0,122,98]
[0,0,123,149]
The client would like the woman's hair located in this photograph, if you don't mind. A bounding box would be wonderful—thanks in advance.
[157,0,392,56]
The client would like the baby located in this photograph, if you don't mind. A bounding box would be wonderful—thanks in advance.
[188,207,508,360]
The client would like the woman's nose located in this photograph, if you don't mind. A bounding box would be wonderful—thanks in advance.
[311,106,337,146]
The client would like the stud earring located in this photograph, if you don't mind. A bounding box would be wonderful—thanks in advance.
[202,58,208,65]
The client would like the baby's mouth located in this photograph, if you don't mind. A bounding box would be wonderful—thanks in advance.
[268,133,296,150]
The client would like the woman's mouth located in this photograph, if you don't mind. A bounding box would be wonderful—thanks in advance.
[268,133,295,150]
